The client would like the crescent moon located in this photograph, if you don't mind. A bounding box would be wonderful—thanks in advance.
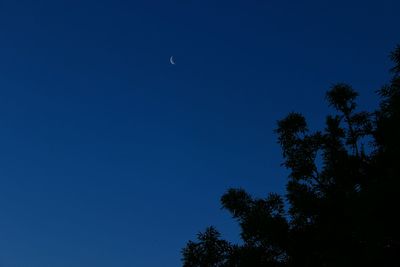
[170,56,176,65]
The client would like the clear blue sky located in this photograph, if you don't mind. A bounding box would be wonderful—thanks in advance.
[0,0,398,266]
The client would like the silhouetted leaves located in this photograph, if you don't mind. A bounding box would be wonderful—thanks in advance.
[182,46,400,267]
[182,227,232,267]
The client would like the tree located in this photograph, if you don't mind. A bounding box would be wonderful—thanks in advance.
[182,45,400,267]
[182,227,232,267]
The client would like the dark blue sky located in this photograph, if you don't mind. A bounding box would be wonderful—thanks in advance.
[0,0,398,266]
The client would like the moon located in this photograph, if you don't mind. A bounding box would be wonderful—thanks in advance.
[170,56,176,65]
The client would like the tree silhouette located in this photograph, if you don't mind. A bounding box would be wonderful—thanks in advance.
[182,45,400,267]
[182,227,232,267]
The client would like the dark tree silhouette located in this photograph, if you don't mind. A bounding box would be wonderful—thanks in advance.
[182,45,400,267]
[182,227,232,267]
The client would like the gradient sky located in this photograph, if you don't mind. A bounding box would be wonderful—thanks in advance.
[0,0,399,266]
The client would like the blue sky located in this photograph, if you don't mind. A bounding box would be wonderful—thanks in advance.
[0,0,399,266]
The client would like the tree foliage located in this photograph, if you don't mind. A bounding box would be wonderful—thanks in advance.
[182,46,400,267]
